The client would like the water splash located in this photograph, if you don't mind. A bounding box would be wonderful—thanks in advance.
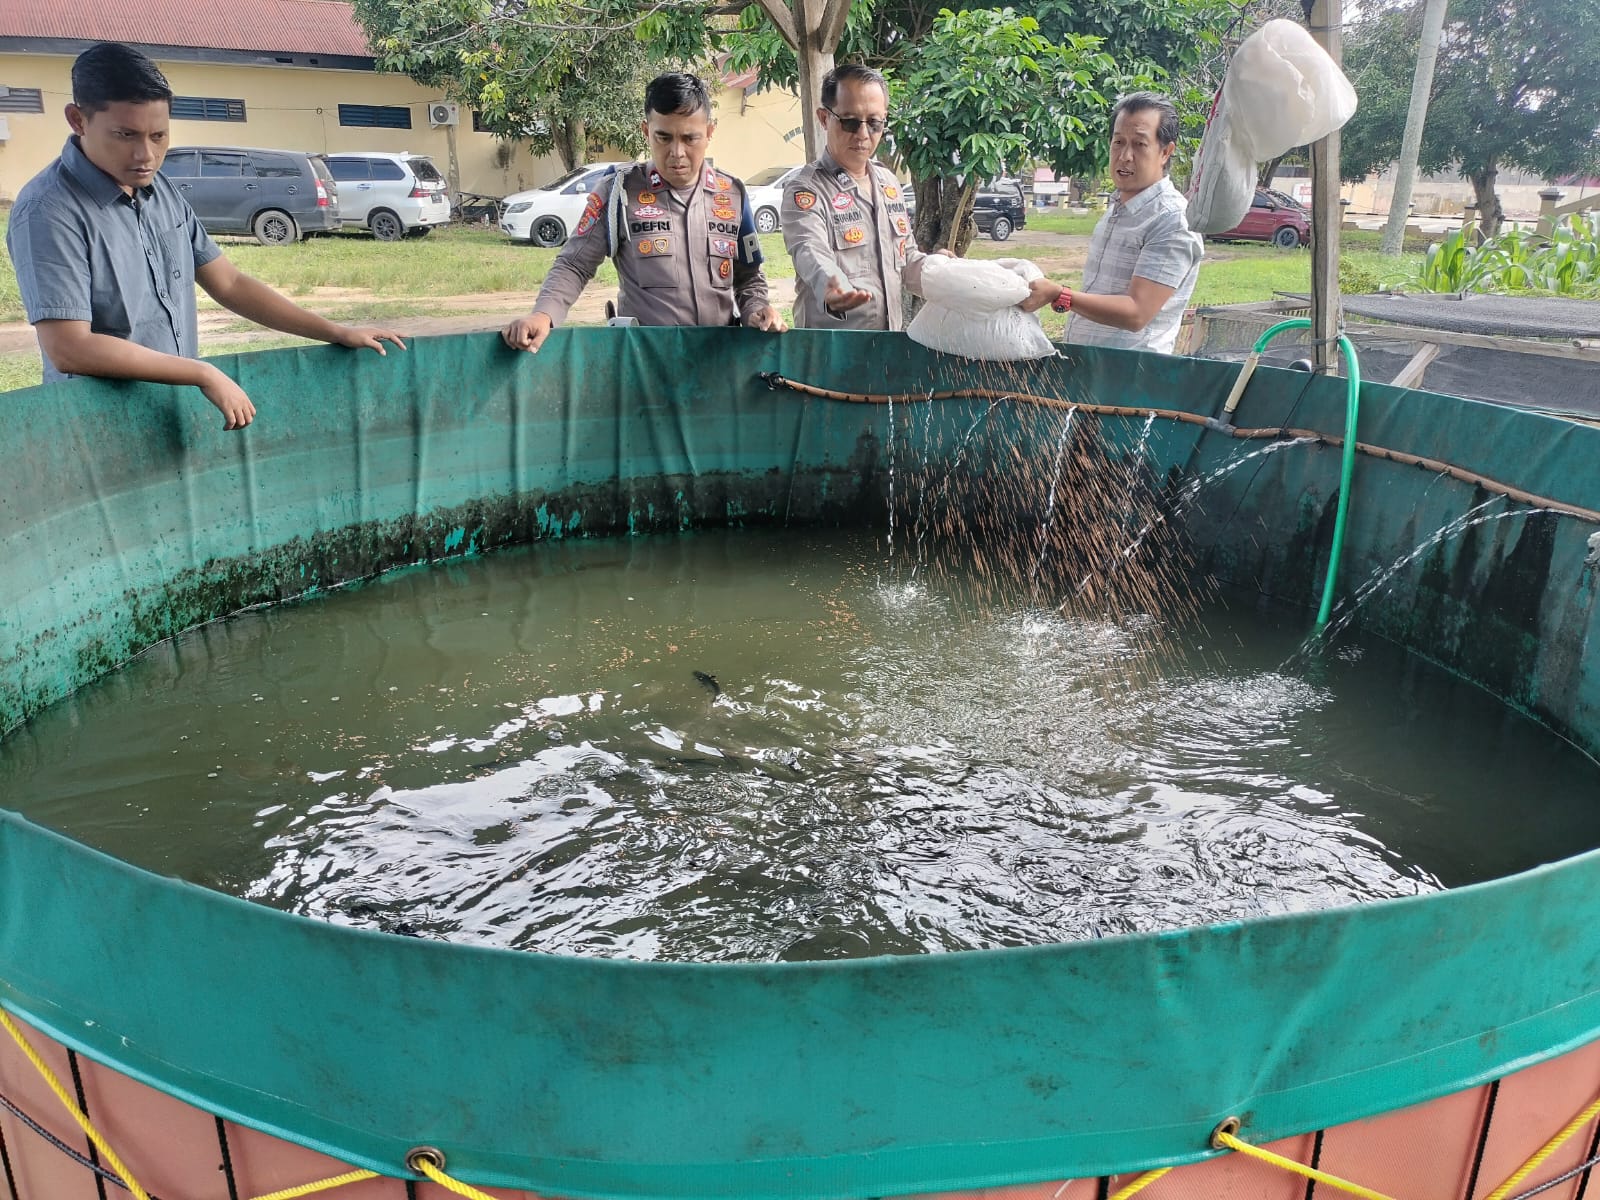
[1028,406,1077,603]
[1074,436,1319,600]
[1308,499,1554,650]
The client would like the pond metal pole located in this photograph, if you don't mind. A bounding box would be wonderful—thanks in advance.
[1308,0,1343,374]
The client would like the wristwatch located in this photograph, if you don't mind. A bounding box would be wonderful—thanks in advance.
[1050,285,1073,314]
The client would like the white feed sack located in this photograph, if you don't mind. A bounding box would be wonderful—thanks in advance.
[1186,19,1359,234]
[907,256,1058,362]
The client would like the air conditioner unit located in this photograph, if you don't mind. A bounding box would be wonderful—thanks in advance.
[429,102,459,127]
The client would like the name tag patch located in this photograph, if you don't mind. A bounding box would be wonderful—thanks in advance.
[630,220,671,234]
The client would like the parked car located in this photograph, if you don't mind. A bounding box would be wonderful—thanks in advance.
[744,164,805,234]
[500,162,633,247]
[318,152,451,241]
[974,178,1026,241]
[1218,188,1310,248]
[160,146,339,246]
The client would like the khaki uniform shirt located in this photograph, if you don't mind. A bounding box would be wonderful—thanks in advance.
[531,162,770,328]
[781,151,926,330]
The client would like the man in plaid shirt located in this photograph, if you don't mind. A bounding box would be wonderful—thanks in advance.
[1024,93,1204,354]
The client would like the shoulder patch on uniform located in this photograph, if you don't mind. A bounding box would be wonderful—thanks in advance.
[794,190,817,211]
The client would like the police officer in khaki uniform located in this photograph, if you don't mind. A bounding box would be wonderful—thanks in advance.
[781,65,945,330]
[503,73,785,352]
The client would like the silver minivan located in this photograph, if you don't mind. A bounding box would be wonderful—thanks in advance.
[319,152,451,241]
[161,146,340,245]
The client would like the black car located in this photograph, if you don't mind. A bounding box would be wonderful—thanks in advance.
[974,178,1026,241]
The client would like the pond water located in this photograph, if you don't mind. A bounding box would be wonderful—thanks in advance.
[3,528,1597,961]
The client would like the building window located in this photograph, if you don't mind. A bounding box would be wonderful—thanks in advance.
[0,87,44,113]
[472,110,491,133]
[338,104,412,129]
[171,96,246,122]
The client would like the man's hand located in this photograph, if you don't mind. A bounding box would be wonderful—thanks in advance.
[199,363,256,431]
[331,326,407,354]
[748,305,788,333]
[1019,277,1065,314]
[823,276,872,315]
[932,248,956,259]
[502,313,554,353]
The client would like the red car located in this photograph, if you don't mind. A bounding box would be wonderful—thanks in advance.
[1218,188,1310,247]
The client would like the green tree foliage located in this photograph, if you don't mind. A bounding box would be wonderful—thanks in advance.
[725,0,1236,251]
[350,0,668,175]
[1340,0,1600,236]
[890,9,1119,251]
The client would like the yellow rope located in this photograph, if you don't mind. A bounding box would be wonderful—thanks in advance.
[415,1155,506,1199]
[1482,1093,1600,1200]
[249,1169,380,1200]
[1215,1130,1402,1200]
[0,1007,152,1200]
[1107,1168,1171,1200]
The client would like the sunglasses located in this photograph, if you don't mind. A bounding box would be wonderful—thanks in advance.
[824,107,888,136]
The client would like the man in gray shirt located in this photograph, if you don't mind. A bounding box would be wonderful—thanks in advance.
[6,42,405,430]
[502,73,785,353]
[1023,93,1204,354]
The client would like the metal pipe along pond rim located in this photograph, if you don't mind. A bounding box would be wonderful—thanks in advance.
[755,374,1600,526]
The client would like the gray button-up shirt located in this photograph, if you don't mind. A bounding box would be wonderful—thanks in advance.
[1066,177,1203,354]
[7,137,221,382]
[531,162,770,329]
[781,151,925,330]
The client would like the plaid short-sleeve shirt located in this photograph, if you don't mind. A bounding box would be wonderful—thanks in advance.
[1066,177,1203,355]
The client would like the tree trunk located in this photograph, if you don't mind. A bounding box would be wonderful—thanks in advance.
[554,117,586,172]
[755,0,848,163]
[1469,163,1503,239]
[1256,153,1289,188]
[443,123,463,197]
[793,41,835,164]
[1380,0,1448,255]
[911,176,978,254]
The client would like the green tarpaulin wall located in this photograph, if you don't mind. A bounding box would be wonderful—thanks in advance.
[2,329,1599,1197]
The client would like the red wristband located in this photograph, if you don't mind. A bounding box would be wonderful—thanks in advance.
[1050,285,1073,314]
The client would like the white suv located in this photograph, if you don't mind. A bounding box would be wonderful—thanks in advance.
[320,152,451,241]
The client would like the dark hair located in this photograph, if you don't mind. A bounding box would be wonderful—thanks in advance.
[644,72,712,120]
[1112,92,1180,150]
[821,64,888,111]
[71,43,172,113]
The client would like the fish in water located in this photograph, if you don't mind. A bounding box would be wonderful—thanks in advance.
[693,670,721,697]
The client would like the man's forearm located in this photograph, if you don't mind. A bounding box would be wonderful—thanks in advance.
[213,275,347,342]
[1069,289,1145,331]
[39,328,218,388]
